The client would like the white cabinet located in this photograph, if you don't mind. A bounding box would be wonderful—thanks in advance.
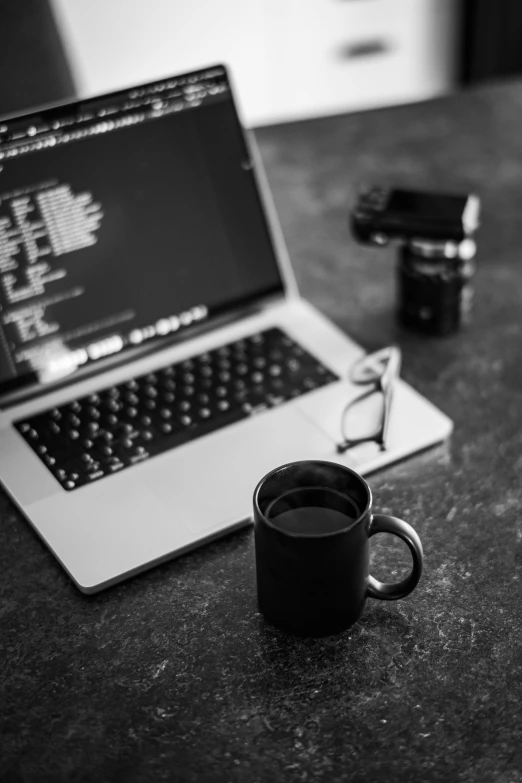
[51,0,459,127]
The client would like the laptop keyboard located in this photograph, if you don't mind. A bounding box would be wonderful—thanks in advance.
[15,327,339,491]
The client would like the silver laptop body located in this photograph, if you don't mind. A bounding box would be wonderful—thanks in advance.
[0,66,452,592]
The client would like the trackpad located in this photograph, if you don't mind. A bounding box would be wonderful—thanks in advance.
[141,406,335,533]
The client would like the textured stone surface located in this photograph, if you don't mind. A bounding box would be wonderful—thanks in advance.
[1,80,522,782]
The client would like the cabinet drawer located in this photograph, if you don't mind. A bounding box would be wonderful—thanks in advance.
[254,0,458,124]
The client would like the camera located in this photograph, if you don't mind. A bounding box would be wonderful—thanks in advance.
[350,187,481,336]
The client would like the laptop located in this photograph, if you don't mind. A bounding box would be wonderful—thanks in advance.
[0,65,452,593]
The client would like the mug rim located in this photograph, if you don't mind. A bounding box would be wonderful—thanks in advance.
[253,459,372,538]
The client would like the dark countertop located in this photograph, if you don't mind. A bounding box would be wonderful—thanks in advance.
[2,79,522,782]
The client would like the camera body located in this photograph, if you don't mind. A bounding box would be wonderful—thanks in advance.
[350,187,481,336]
[351,186,480,245]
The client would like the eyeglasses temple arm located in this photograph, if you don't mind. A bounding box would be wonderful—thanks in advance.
[380,347,401,450]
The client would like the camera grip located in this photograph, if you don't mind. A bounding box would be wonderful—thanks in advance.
[366,514,423,600]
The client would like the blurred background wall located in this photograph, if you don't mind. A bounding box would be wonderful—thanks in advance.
[1,0,522,125]
[0,0,74,116]
[48,0,458,126]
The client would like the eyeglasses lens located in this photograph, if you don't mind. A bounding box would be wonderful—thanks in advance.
[341,389,385,444]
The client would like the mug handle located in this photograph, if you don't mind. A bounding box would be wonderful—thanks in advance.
[366,514,424,600]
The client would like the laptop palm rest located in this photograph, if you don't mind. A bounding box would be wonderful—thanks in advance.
[26,405,334,591]
[141,405,334,532]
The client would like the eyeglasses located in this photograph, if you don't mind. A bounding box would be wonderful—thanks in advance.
[336,346,401,454]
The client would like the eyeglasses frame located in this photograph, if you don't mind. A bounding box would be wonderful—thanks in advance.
[336,346,402,454]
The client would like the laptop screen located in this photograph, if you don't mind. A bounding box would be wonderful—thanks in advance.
[0,65,284,399]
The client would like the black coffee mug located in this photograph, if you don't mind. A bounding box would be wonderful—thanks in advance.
[253,460,423,637]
